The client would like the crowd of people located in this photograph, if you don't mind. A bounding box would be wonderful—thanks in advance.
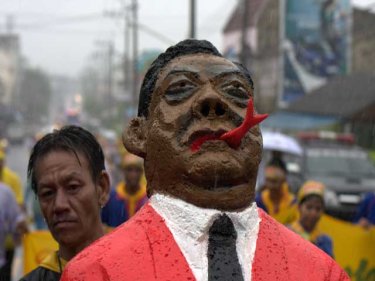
[255,156,375,259]
[0,124,374,280]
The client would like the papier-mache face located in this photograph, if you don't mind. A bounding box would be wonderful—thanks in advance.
[124,48,263,211]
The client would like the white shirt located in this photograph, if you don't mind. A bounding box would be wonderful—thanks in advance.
[150,193,260,281]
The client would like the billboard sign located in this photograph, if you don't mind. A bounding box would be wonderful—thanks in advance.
[282,0,351,103]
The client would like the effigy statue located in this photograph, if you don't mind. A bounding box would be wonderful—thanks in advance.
[61,39,349,281]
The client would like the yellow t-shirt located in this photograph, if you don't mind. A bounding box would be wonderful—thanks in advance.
[289,220,322,243]
[260,183,298,225]
[115,182,147,217]
[1,166,23,204]
[39,251,67,273]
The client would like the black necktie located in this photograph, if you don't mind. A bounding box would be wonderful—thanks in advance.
[208,214,244,281]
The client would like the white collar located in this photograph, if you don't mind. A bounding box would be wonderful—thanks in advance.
[150,193,260,281]
[150,193,259,241]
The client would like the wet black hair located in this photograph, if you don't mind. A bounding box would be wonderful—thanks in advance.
[28,125,105,194]
[138,39,254,118]
[267,158,287,174]
[299,194,325,207]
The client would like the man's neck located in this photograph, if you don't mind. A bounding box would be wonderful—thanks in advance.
[58,226,104,261]
[124,183,140,195]
[299,220,316,233]
[148,176,256,211]
[269,188,282,203]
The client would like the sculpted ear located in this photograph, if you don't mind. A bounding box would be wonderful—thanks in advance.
[122,117,147,158]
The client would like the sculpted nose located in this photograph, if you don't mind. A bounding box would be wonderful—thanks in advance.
[193,87,228,119]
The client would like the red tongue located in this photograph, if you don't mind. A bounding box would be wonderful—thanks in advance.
[190,134,218,152]
[190,99,268,152]
[219,98,268,148]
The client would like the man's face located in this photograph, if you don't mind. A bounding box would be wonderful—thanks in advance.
[124,166,143,188]
[34,150,105,249]
[143,54,262,210]
[264,167,286,191]
[299,196,324,231]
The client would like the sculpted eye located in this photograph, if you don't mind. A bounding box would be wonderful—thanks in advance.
[164,79,197,103]
[167,80,195,92]
[222,81,249,99]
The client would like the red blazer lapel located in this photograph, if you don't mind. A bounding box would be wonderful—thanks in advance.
[142,204,196,280]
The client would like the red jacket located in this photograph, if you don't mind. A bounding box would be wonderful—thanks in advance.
[61,203,349,281]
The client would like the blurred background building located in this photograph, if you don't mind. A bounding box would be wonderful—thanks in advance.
[0,0,373,148]
[221,0,375,149]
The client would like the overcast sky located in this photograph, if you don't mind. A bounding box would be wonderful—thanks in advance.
[0,0,373,77]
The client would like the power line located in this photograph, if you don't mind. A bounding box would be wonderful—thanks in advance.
[14,12,107,29]
[11,27,119,35]
[137,23,175,45]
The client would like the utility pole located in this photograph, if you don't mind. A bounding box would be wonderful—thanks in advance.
[108,42,114,107]
[277,0,286,109]
[189,0,196,38]
[240,0,249,67]
[94,40,114,118]
[132,0,138,111]
[124,7,131,91]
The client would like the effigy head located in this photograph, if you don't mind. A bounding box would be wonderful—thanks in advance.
[123,39,265,210]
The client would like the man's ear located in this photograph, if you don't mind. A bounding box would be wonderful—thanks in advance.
[122,117,147,158]
[97,171,110,208]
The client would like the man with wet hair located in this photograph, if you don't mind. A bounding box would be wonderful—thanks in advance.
[62,40,349,281]
[20,125,110,281]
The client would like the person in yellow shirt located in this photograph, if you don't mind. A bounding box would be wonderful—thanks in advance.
[101,154,148,228]
[0,150,23,205]
[289,181,334,257]
[255,164,298,225]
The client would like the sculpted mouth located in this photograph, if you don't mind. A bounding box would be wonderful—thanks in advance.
[188,99,269,152]
[189,129,227,152]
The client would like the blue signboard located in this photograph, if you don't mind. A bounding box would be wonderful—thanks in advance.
[282,0,351,103]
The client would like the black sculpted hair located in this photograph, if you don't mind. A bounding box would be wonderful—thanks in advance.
[233,62,254,90]
[138,39,255,118]
[28,125,106,194]
[138,39,222,118]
